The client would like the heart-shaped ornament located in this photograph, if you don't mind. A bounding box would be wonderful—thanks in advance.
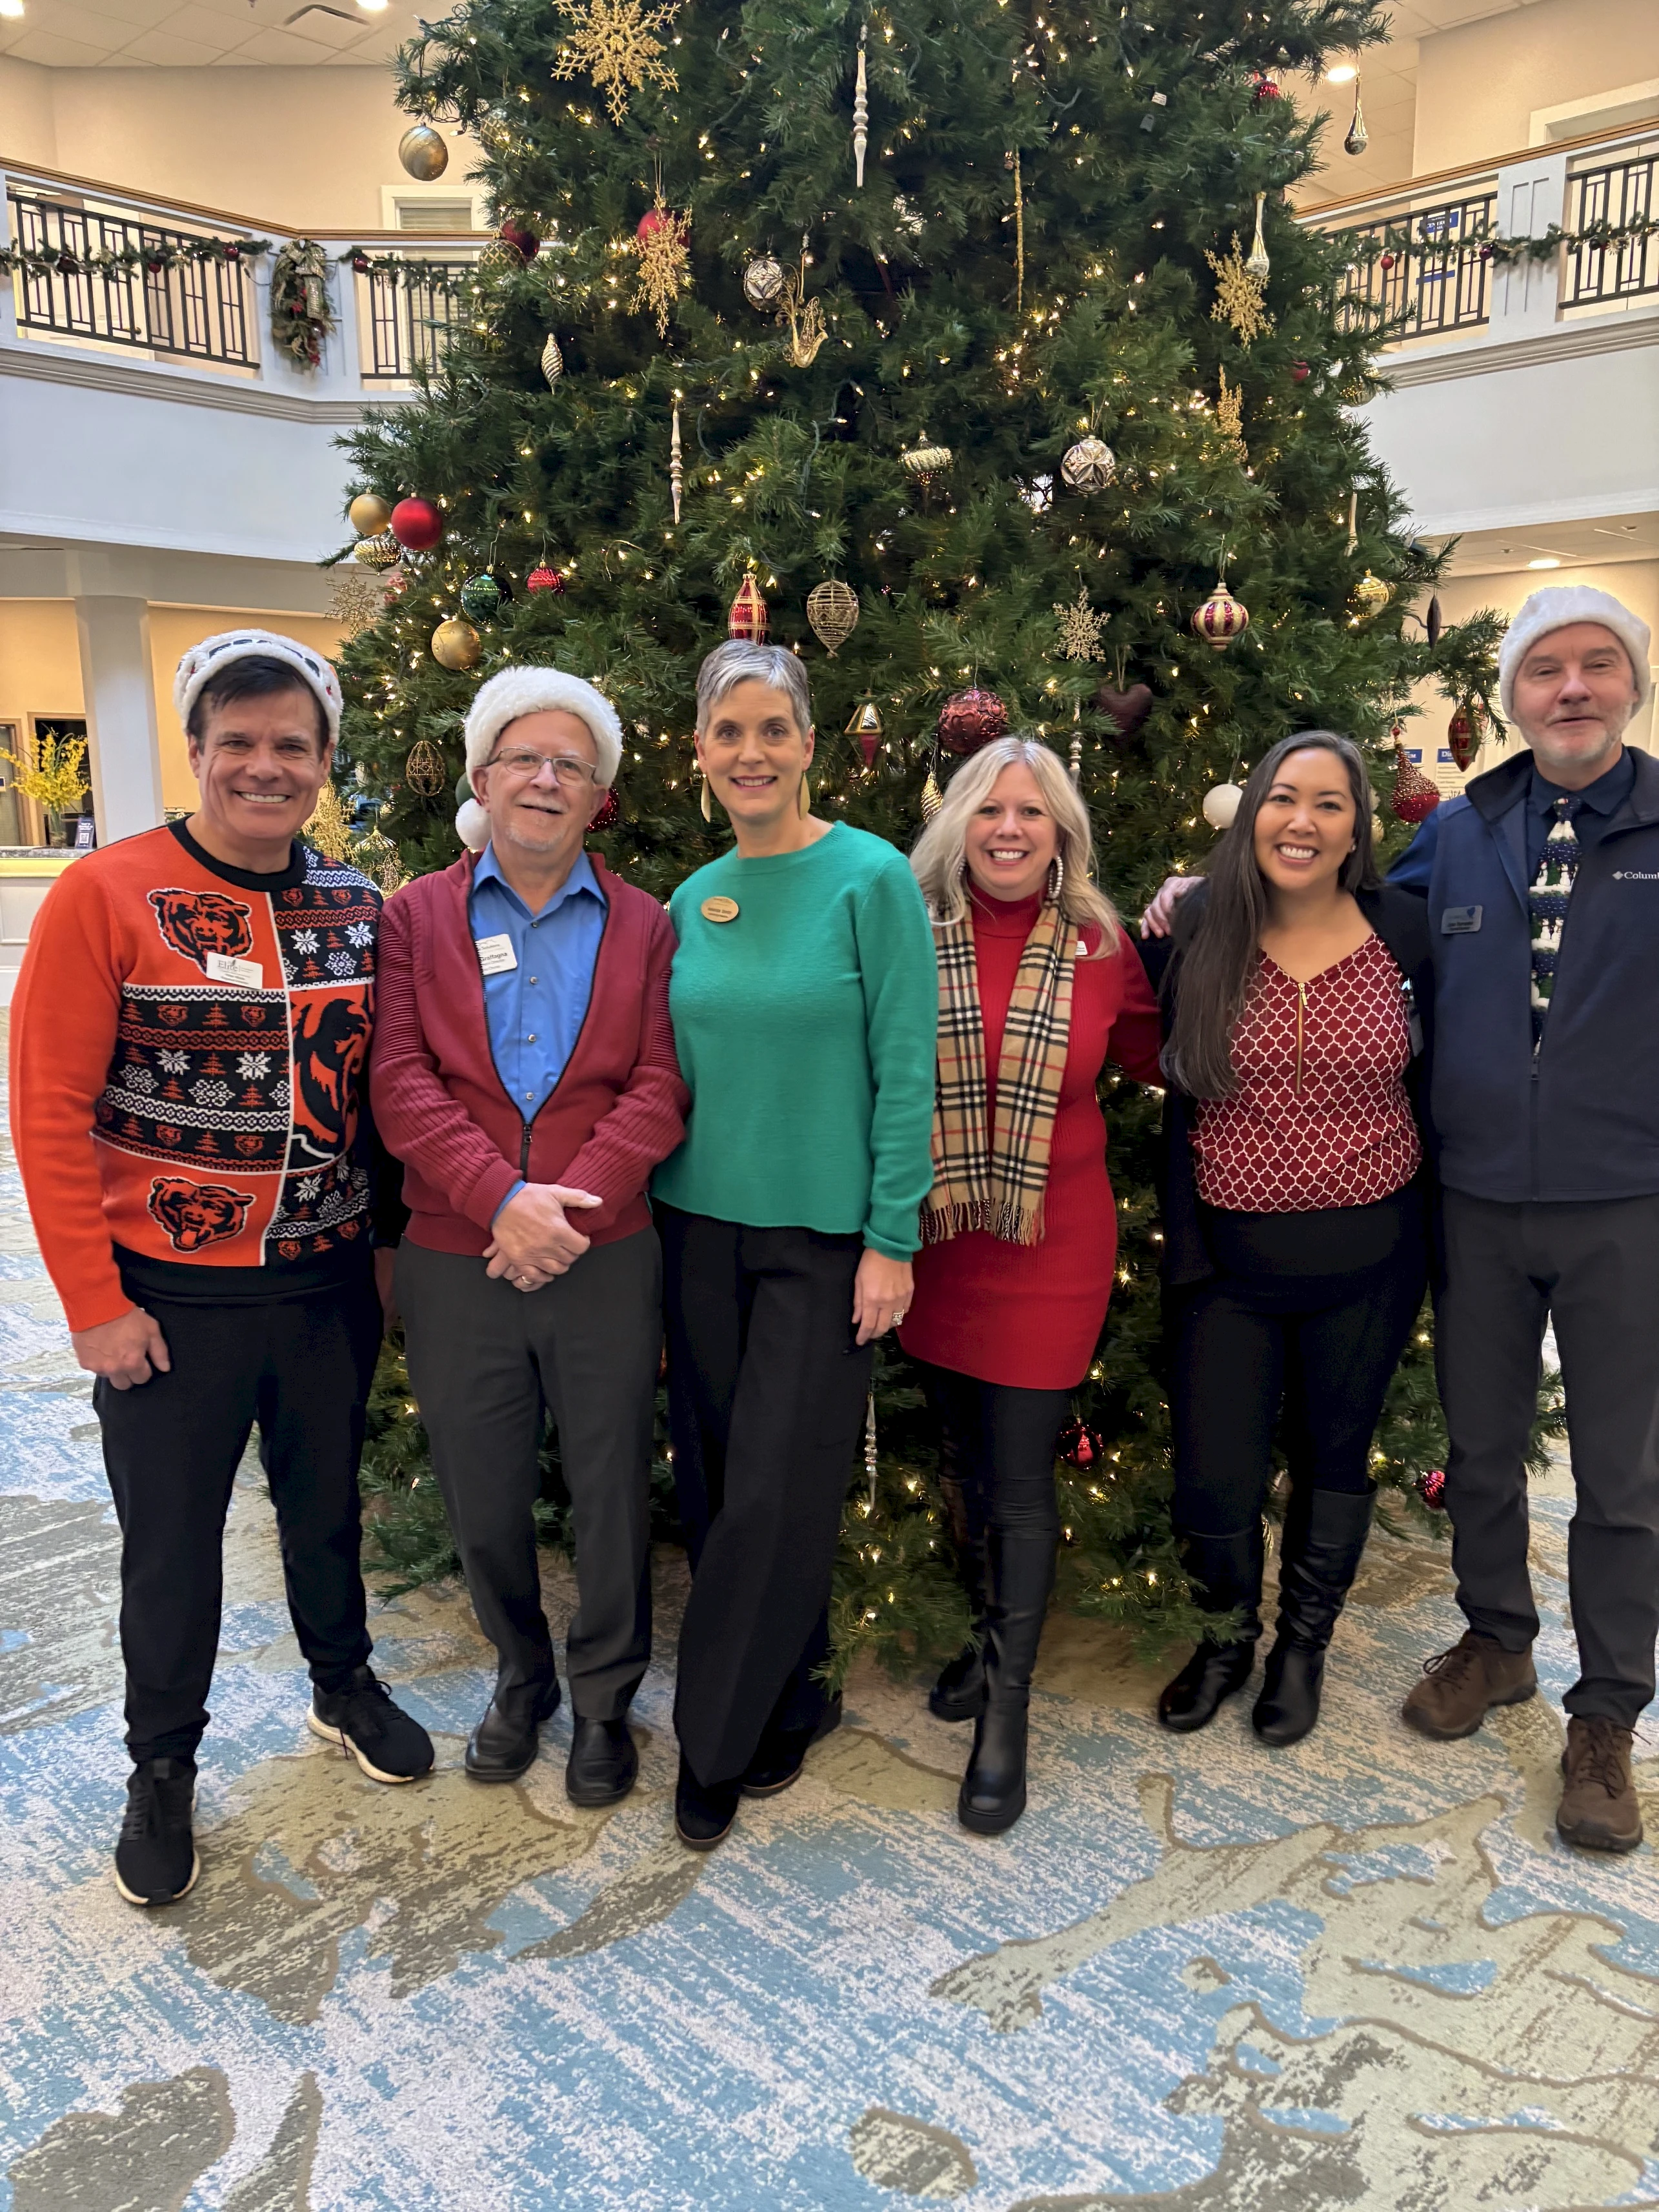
[1095,682,1153,739]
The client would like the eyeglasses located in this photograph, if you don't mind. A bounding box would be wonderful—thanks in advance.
[485,748,599,787]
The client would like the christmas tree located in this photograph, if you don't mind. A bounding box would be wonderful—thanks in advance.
[336,0,1523,1670]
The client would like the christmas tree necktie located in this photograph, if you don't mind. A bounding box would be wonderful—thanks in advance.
[1529,796,1580,1043]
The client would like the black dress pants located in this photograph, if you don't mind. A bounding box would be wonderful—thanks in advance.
[1172,1194,1428,1540]
[96,1271,381,1764]
[659,1207,874,1787]
[1436,1189,1659,1727]
[397,1229,660,1722]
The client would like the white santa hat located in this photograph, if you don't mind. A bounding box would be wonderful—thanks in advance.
[1498,585,1653,725]
[173,628,343,744]
[456,664,624,851]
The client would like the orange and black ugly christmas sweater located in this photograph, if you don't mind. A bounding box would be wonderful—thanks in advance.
[10,821,387,1332]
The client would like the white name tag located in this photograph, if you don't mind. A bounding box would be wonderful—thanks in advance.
[475,932,518,976]
[205,951,263,990]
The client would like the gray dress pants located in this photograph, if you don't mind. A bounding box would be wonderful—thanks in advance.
[1436,1188,1659,1727]
[396,1227,661,1720]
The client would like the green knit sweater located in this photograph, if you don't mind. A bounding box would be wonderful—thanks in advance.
[653,823,938,1259]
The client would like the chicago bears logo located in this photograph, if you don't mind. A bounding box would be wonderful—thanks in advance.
[147,1176,256,1252]
[287,996,371,1167]
[148,888,256,973]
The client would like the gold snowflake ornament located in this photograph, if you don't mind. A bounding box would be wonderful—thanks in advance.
[552,0,680,125]
[1205,235,1274,345]
[1216,365,1247,461]
[1054,585,1106,663]
[632,194,691,337]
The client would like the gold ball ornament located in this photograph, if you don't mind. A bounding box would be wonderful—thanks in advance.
[1202,782,1243,830]
[901,442,953,478]
[1192,578,1251,650]
[1351,569,1394,622]
[743,254,786,309]
[352,532,401,570]
[430,616,481,671]
[397,124,449,182]
[1061,435,1118,492]
[348,492,392,538]
[475,237,526,279]
[806,581,860,656]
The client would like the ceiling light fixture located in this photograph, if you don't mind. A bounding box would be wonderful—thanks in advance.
[1326,63,1357,82]
[0,1,26,19]
[355,0,389,12]
[1527,557,1562,570]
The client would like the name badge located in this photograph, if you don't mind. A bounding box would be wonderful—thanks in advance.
[205,950,263,990]
[475,932,518,976]
[701,896,739,924]
[1441,905,1482,935]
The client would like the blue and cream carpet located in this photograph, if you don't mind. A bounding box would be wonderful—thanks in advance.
[3,1065,1658,2209]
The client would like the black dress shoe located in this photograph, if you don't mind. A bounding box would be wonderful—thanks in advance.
[1157,1640,1257,1733]
[565,1716,639,1807]
[929,1641,988,1724]
[675,1753,741,1850]
[465,1684,559,1782]
[739,1694,843,1798]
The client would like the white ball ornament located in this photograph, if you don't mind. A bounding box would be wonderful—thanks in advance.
[1202,782,1243,830]
[1061,435,1118,492]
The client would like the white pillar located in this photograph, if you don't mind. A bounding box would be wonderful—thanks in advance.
[1488,150,1568,339]
[74,596,165,847]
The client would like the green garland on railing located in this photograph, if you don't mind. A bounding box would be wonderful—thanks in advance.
[1336,210,1658,272]
[341,247,480,291]
[0,235,270,279]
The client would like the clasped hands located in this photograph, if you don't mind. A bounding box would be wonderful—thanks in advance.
[485,1181,603,1292]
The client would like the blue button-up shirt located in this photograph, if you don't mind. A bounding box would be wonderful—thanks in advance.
[470,843,607,1214]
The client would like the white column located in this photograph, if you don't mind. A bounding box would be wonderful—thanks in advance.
[74,596,165,846]
[1488,150,1569,339]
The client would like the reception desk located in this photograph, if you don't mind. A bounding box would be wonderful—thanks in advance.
[0,851,79,1005]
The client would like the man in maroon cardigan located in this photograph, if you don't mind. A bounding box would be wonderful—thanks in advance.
[372,666,687,1805]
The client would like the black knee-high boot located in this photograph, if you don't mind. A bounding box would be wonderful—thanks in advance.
[958,1528,1054,1835]
[1252,1488,1374,1746]
[930,1439,989,1724]
[1158,1523,1265,1733]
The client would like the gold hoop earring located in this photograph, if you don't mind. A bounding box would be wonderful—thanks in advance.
[700,772,714,823]
[798,773,812,821]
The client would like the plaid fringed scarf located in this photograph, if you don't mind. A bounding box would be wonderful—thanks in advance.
[922,896,1077,1246]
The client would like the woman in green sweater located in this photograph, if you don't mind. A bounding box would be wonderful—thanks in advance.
[656,639,937,1849]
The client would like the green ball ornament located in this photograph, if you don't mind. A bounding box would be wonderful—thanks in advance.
[459,573,503,623]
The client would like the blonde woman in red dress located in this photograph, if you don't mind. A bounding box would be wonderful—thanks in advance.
[901,736,1163,1834]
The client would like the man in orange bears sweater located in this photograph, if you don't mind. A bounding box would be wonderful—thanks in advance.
[10,630,432,1909]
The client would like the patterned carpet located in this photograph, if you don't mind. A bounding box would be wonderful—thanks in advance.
[3,1060,1658,2209]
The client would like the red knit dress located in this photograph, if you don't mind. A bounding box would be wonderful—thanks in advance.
[899,889,1165,1389]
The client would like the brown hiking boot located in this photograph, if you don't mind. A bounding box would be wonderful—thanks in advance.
[1401,1631,1536,1740]
[1558,1716,1644,1854]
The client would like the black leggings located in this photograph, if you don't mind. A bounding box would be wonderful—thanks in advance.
[1172,1193,1428,1537]
[918,1363,1071,1574]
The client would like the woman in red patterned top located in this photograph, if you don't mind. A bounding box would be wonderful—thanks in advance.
[901,737,1163,1833]
[1138,731,1433,1749]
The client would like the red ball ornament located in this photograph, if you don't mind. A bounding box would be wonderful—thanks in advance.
[1251,71,1282,100]
[1391,741,1441,825]
[390,497,444,552]
[936,687,1009,757]
[1380,252,1396,272]
[351,252,372,275]
[589,788,620,831]
[1289,359,1311,382]
[498,219,540,263]
[636,206,669,241]
[1059,1419,1103,1471]
[1416,1467,1447,1511]
[225,242,241,263]
[526,565,566,595]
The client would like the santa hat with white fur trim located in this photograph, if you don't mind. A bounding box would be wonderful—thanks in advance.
[1498,585,1653,725]
[456,664,624,851]
[173,628,343,744]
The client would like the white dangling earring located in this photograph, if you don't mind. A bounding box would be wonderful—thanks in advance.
[1047,851,1065,905]
[700,771,714,823]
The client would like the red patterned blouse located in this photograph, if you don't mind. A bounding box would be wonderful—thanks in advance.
[1191,932,1420,1212]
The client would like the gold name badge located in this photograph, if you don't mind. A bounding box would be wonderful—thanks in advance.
[701,895,740,924]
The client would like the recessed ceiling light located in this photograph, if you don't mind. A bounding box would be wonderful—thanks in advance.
[1527,557,1562,570]
[0,1,26,20]
[1326,63,1358,81]
[355,0,389,12]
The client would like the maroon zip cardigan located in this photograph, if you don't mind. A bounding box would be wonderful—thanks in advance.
[370,850,689,1255]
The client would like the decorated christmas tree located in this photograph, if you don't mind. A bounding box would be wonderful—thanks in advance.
[334,0,1522,1669]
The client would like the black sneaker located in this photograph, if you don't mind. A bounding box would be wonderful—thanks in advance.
[674,1753,741,1851]
[114,1758,199,1907]
[308,1667,434,1784]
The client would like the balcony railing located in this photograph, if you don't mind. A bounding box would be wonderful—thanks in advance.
[358,259,477,383]
[1561,139,1658,308]
[1331,190,1497,341]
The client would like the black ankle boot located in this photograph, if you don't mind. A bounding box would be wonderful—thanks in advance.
[1158,1524,1264,1734]
[958,1529,1054,1836]
[1252,1488,1374,1747]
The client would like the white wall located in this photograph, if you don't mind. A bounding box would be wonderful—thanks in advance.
[1413,0,1659,175]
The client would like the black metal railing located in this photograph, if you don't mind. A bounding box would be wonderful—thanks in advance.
[6,187,256,365]
[1327,190,1497,342]
[1562,146,1659,308]
[358,261,476,381]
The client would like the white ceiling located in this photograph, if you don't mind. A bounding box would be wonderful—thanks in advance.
[1435,512,1659,576]
[0,0,403,68]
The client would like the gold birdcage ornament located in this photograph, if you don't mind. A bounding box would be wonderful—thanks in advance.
[403,738,448,797]
[807,580,860,655]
